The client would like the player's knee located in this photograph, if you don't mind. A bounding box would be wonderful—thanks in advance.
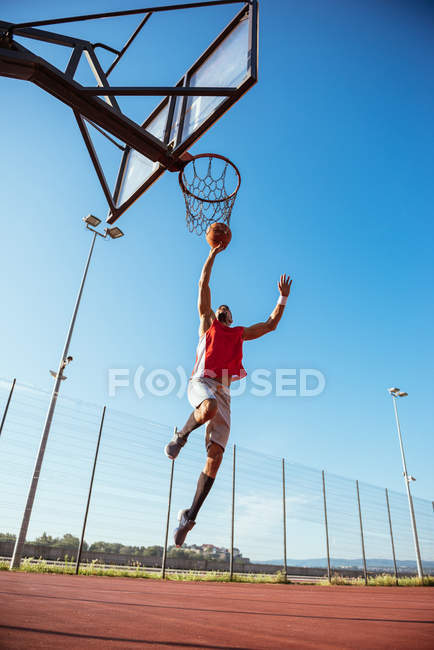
[201,398,218,420]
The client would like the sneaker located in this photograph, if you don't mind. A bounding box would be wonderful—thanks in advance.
[165,427,189,460]
[174,509,196,547]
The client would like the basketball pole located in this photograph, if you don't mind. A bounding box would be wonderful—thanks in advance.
[10,228,100,569]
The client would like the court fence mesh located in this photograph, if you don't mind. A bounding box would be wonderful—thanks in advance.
[0,378,433,578]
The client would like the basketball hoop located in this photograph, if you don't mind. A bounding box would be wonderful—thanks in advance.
[179,153,241,235]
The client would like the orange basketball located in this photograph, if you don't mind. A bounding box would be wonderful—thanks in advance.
[205,222,232,249]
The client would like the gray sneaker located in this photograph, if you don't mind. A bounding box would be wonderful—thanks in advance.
[174,509,196,547]
[165,427,189,460]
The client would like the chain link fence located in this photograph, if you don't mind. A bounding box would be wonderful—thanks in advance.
[0,378,433,577]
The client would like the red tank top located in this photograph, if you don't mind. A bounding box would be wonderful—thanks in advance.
[192,318,247,382]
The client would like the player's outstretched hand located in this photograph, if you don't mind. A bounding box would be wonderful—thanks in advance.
[210,243,226,256]
[278,274,292,297]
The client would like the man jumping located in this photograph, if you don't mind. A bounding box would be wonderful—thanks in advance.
[165,243,292,546]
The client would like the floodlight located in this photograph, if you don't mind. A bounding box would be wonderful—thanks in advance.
[105,227,124,239]
[398,392,408,397]
[83,214,101,227]
[408,476,416,481]
[388,387,399,394]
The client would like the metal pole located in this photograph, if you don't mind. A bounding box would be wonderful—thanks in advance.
[105,13,152,78]
[9,1,245,33]
[10,231,98,569]
[282,458,287,581]
[229,443,236,581]
[322,470,331,582]
[75,405,106,575]
[356,480,368,585]
[0,378,16,437]
[385,488,399,585]
[391,396,423,578]
[161,453,175,579]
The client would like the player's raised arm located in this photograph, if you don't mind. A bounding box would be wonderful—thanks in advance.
[198,244,224,336]
[243,274,292,341]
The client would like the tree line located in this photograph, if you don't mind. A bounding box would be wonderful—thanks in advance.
[0,532,237,560]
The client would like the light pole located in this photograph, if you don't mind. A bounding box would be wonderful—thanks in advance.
[10,216,124,570]
[387,387,423,578]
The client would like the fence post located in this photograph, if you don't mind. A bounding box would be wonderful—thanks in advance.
[0,378,16,438]
[75,405,106,575]
[322,470,331,582]
[356,480,368,585]
[161,454,175,579]
[229,443,236,581]
[385,488,399,585]
[282,458,287,581]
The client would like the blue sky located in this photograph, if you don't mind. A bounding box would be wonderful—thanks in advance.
[1,0,433,513]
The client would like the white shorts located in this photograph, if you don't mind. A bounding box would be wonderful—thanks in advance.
[187,377,231,451]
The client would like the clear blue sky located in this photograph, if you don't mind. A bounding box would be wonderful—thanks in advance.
[1,0,433,509]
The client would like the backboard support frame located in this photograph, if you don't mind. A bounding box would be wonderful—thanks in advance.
[0,0,258,223]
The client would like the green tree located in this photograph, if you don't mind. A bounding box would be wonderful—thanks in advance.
[0,532,16,541]
[55,533,83,549]
[31,532,87,551]
[89,541,122,554]
[142,546,163,557]
[34,532,57,545]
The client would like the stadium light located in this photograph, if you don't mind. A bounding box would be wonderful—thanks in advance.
[387,387,423,578]
[83,214,101,227]
[105,226,124,239]
[11,215,125,570]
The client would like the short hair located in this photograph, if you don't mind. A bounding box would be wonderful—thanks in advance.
[218,304,230,310]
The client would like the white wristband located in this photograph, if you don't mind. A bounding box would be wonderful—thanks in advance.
[278,295,287,306]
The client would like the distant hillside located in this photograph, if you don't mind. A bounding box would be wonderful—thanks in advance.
[256,558,434,571]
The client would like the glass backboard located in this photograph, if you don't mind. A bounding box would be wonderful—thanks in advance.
[109,1,258,223]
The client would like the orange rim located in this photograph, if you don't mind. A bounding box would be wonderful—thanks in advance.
[178,153,241,204]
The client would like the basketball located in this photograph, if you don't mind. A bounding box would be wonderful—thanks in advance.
[205,222,232,249]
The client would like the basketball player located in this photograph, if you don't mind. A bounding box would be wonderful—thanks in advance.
[165,242,292,546]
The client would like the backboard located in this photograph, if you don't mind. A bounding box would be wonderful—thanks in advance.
[111,1,258,223]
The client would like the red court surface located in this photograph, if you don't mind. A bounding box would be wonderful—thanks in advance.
[0,572,433,649]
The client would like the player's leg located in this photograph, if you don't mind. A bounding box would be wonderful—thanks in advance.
[179,398,218,437]
[189,442,223,516]
[174,442,223,547]
[173,388,230,546]
[165,378,218,460]
[165,398,217,460]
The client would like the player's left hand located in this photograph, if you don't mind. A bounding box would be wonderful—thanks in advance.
[278,274,292,297]
[210,242,225,256]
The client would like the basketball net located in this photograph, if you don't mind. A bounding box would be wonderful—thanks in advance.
[178,153,241,235]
